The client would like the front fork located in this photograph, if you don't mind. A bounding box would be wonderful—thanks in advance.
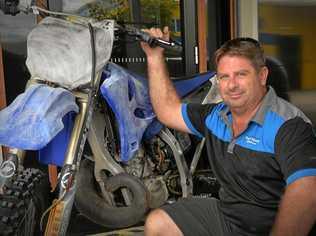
[44,91,90,236]
[0,78,95,235]
[0,148,25,192]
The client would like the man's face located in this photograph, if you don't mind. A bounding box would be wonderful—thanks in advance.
[216,55,268,113]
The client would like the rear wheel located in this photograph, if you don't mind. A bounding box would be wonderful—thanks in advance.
[0,168,50,236]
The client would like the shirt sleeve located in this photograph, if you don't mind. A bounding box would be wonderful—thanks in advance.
[275,117,316,185]
[181,103,215,138]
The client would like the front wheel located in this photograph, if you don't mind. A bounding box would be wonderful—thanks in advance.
[0,168,50,236]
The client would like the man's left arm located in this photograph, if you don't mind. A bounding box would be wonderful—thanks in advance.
[270,176,316,236]
[272,117,316,236]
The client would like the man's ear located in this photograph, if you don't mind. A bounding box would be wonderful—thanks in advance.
[259,66,269,86]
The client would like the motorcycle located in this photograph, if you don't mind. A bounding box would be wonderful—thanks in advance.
[0,5,220,236]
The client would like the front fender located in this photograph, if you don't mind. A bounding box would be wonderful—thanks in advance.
[0,84,78,150]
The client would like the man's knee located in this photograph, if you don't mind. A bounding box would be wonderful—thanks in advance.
[145,209,183,236]
[145,209,168,231]
[145,209,167,229]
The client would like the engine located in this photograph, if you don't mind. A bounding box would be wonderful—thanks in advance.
[124,131,191,208]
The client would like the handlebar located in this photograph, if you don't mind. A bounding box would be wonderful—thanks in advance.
[124,26,182,53]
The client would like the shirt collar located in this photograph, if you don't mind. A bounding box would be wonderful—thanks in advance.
[219,86,277,126]
[252,86,277,125]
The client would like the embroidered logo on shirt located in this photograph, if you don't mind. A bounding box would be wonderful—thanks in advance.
[245,136,260,145]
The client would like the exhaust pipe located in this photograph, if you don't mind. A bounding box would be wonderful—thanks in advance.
[75,159,149,229]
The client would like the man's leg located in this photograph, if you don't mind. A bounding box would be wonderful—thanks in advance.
[144,197,230,236]
[144,208,183,236]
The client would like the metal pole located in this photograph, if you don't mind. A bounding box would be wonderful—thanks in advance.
[182,0,198,75]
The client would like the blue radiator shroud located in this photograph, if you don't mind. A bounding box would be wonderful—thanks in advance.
[101,63,215,163]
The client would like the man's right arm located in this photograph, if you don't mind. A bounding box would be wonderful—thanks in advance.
[141,27,190,133]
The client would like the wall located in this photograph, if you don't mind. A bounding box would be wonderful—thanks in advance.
[259,3,316,89]
[237,0,258,39]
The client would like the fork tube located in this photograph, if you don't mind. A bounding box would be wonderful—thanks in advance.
[63,94,88,166]
[44,93,90,236]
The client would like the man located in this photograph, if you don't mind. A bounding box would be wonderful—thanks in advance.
[141,27,316,236]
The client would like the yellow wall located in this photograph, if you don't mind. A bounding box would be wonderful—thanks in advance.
[259,4,316,89]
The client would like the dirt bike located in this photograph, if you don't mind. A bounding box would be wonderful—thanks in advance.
[0,4,220,236]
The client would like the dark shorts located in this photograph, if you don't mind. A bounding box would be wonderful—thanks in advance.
[161,197,231,236]
[162,197,316,236]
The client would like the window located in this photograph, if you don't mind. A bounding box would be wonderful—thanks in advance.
[72,0,184,76]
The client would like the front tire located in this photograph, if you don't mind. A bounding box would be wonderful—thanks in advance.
[0,168,50,236]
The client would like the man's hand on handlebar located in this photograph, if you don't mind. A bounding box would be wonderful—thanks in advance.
[140,26,170,58]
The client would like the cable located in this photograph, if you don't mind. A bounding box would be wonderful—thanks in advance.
[31,6,77,18]
[88,23,96,87]
[39,190,66,231]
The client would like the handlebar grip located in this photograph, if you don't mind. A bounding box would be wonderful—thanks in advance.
[134,29,182,53]
[154,38,183,54]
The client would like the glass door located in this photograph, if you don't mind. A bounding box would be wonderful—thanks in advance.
[73,0,186,76]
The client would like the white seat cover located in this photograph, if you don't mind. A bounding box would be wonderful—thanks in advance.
[26,17,114,89]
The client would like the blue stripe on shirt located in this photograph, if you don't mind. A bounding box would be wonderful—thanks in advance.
[181,103,203,138]
[286,168,316,185]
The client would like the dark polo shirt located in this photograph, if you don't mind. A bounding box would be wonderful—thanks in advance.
[181,87,316,234]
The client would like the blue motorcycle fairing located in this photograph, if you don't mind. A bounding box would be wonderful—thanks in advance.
[101,63,215,163]
[101,63,156,163]
[38,111,76,166]
[0,84,79,150]
[143,71,216,140]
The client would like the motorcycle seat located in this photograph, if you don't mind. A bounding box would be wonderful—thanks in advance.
[172,71,216,97]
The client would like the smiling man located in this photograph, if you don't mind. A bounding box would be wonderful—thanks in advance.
[141,30,316,236]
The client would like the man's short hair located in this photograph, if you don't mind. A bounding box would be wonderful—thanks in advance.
[214,37,266,72]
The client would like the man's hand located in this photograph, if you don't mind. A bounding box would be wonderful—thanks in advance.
[140,26,190,134]
[140,26,170,58]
